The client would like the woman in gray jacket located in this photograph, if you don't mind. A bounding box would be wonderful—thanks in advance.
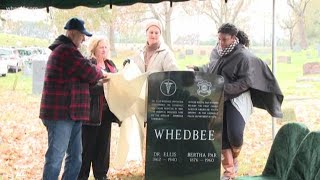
[189,24,283,180]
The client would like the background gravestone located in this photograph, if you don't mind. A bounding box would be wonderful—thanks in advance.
[145,71,224,180]
[23,61,32,76]
[303,62,320,75]
[277,56,291,64]
[32,60,46,95]
[185,49,194,56]
[200,50,207,56]
[178,52,186,59]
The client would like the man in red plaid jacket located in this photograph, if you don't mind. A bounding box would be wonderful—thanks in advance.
[39,18,105,180]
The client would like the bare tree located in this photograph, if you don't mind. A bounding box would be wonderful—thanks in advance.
[148,2,175,49]
[287,0,311,49]
[111,5,148,42]
[183,0,251,28]
[102,5,147,55]
[50,5,147,56]
[0,10,8,30]
[280,13,298,49]
[95,8,117,56]
[0,10,5,22]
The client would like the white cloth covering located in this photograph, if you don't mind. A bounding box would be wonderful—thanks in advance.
[103,63,148,168]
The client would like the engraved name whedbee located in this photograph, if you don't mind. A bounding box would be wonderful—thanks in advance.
[154,129,215,141]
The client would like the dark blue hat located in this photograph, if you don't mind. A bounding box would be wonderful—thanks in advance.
[64,18,92,37]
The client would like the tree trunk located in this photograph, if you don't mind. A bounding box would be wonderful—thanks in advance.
[164,12,172,49]
[289,30,293,50]
[109,23,117,58]
[148,3,173,49]
[297,17,308,49]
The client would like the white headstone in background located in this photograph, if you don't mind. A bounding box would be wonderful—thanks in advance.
[32,60,46,95]
[23,61,32,76]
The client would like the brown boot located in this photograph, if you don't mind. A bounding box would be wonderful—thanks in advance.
[231,146,242,175]
[233,158,238,174]
[231,146,242,159]
[221,149,235,179]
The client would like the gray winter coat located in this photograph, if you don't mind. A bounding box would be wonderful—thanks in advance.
[198,44,283,118]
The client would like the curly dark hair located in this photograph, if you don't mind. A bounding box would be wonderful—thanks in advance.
[237,30,250,47]
[218,23,238,36]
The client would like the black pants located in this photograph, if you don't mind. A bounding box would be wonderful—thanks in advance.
[78,111,112,179]
[222,101,246,150]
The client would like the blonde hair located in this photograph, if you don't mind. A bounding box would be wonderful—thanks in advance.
[87,36,110,59]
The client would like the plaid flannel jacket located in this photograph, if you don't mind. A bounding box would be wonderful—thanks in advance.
[39,36,103,121]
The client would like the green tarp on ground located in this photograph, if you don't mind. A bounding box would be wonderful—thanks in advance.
[237,123,310,180]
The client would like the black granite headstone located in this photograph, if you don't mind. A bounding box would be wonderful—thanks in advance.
[145,71,224,180]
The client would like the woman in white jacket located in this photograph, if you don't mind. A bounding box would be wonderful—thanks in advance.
[126,19,178,73]
[117,19,178,169]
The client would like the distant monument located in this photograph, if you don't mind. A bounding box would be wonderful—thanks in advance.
[32,60,46,95]
[303,62,320,75]
[145,71,224,180]
[277,56,291,64]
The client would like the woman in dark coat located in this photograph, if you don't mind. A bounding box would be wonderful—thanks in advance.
[78,37,118,180]
[190,24,283,180]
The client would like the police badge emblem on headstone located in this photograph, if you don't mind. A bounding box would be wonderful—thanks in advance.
[197,80,213,97]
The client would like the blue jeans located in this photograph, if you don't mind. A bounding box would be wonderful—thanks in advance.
[42,119,82,180]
